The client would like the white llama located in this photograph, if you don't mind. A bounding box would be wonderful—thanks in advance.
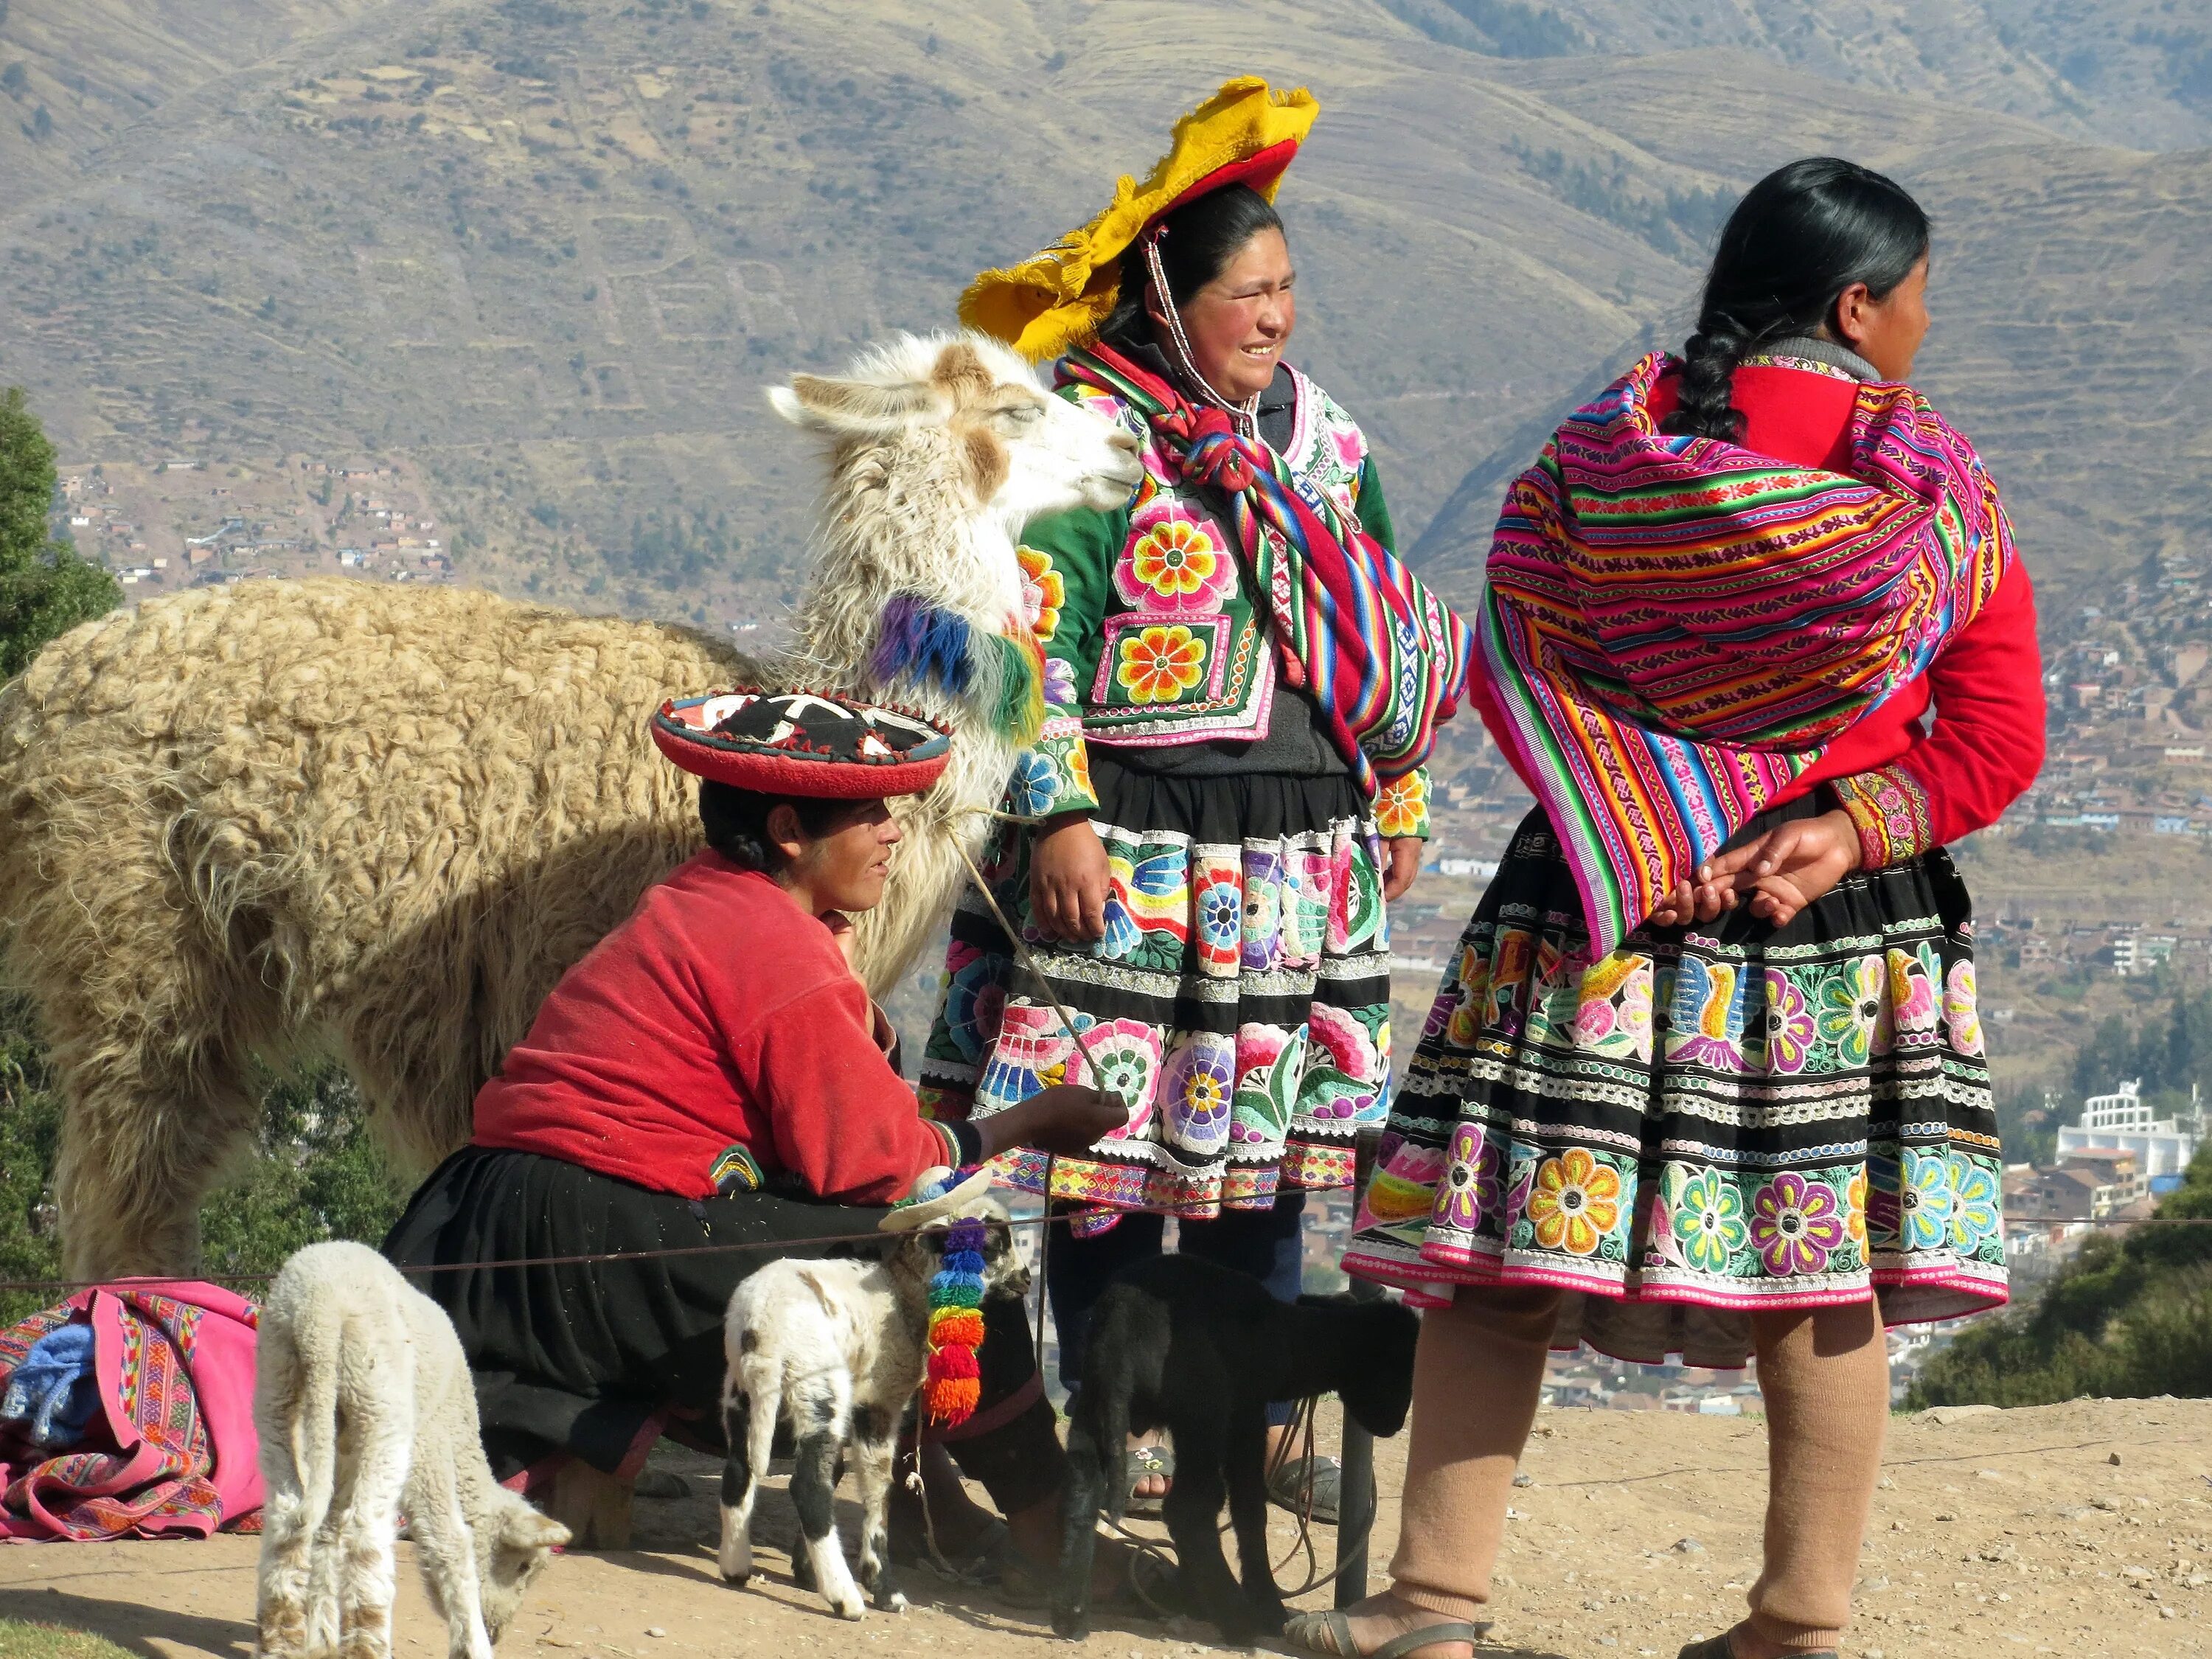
[715,1203,1028,1619]
[0,331,1141,1279]
[254,1242,571,1659]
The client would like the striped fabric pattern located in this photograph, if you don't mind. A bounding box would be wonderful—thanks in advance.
[1483,353,2014,955]
[1060,344,1476,797]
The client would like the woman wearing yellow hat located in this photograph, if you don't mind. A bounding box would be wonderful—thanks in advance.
[924,79,1475,1519]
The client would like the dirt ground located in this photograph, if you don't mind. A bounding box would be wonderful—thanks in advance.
[0,1397,2205,1659]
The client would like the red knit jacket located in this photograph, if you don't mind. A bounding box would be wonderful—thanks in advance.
[472,852,954,1203]
[1474,362,2045,866]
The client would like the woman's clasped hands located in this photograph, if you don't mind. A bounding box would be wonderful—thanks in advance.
[1646,807,1863,931]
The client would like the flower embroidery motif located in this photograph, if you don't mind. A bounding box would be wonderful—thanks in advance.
[1817,957,1884,1068]
[1307,1001,1381,1087]
[1669,1166,1749,1275]
[1330,425,1366,475]
[1846,1168,1868,1248]
[1759,1183,1845,1272]
[1016,544,1065,642]
[1116,624,1208,704]
[1042,655,1077,708]
[1615,957,1655,1061]
[1899,1147,1955,1252]
[1062,737,1093,804]
[1749,1172,1848,1276]
[1525,1147,1620,1256]
[938,942,1008,1065]
[1947,1152,2001,1252]
[1159,1039,1234,1153]
[1373,772,1428,838]
[1436,1121,1502,1234]
[1004,751,1059,819]
[1194,866,1243,971]
[1761,967,1817,1075]
[1071,1016,1163,1140]
[1944,959,1983,1057]
[1123,518,1231,610]
[1571,950,1639,1051]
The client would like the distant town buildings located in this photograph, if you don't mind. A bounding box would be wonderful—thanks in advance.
[2054,1078,2205,1181]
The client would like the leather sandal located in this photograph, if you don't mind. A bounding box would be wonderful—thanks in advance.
[1284,1609,1489,1658]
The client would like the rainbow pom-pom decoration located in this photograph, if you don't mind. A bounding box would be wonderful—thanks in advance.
[923,1216,989,1427]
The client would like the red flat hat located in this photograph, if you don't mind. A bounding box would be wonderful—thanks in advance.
[652,689,953,799]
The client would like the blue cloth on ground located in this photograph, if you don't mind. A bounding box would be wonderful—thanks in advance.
[1,1323,100,1449]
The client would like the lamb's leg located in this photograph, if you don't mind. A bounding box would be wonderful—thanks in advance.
[254,1334,321,1659]
[1160,1407,1253,1645]
[788,1380,863,1620]
[1224,1408,1287,1635]
[408,1458,495,1659]
[1052,1407,1109,1641]
[335,1371,413,1659]
[717,1378,769,1586]
[848,1405,905,1614]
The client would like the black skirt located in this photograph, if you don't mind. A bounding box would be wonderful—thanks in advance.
[381,1147,1062,1509]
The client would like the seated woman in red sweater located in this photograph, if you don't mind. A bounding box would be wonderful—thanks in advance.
[1314,160,2042,1659]
[383,687,1123,1577]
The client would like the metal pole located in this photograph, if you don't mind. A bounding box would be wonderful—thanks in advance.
[1334,1124,1385,1609]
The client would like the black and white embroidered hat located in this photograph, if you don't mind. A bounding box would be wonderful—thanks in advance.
[651,688,952,798]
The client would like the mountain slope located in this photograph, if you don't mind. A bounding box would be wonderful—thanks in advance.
[0,0,2196,626]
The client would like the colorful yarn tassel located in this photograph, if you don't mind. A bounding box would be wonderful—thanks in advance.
[868,594,1045,746]
[987,628,1048,746]
[869,593,975,696]
[922,1216,989,1427]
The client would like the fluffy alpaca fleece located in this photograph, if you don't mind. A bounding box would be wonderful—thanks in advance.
[254,1242,570,1659]
[717,1206,1028,1620]
[0,330,1141,1279]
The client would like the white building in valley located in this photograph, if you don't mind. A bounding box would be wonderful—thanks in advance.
[2055,1079,2203,1180]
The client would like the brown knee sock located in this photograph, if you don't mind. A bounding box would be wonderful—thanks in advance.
[1744,1301,1889,1652]
[1387,1287,1560,1621]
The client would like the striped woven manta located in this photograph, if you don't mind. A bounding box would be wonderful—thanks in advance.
[1483,352,2015,956]
[1060,344,1475,796]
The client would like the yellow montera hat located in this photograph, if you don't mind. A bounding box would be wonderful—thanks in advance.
[959,76,1319,364]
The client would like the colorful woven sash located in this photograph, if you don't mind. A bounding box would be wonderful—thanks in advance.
[1059,344,1475,796]
[1483,353,2015,955]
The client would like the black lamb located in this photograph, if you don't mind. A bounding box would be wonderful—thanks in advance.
[1053,1252,1420,1644]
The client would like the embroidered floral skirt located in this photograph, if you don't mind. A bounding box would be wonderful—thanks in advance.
[918,757,1394,1216]
[1341,803,2008,1368]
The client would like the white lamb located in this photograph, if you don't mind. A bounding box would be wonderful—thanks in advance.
[254,1241,571,1659]
[717,1204,1028,1620]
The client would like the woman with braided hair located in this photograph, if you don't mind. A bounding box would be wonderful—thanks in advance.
[933,78,1471,1521]
[1309,159,2044,1659]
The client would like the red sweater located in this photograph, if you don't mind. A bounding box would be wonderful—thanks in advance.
[473,852,952,1204]
[1473,363,2045,865]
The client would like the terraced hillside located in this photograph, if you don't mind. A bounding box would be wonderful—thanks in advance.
[0,0,2200,624]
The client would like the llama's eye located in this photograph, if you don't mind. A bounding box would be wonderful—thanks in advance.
[997,404,1044,428]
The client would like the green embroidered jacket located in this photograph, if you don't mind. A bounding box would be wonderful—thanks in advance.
[1004,366,1433,839]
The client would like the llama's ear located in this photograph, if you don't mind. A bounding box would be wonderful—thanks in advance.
[502,1506,571,1552]
[770,374,937,436]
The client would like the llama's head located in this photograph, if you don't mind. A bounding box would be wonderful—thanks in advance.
[468,1492,570,1644]
[771,330,1142,552]
[885,1194,1031,1305]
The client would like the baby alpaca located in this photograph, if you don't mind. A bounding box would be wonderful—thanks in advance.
[1055,1254,1420,1645]
[255,1242,570,1659]
[717,1210,1026,1619]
